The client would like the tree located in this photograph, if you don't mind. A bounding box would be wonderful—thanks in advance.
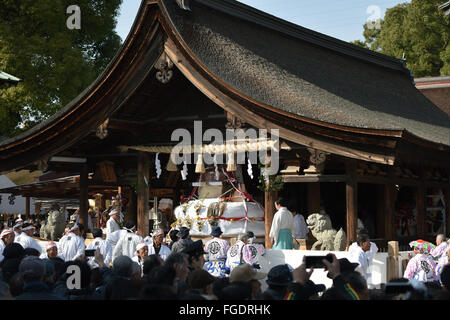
[354,0,450,78]
[0,0,123,138]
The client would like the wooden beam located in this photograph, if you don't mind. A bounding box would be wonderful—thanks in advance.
[137,152,150,237]
[346,159,358,247]
[283,174,348,183]
[265,190,277,249]
[79,164,89,230]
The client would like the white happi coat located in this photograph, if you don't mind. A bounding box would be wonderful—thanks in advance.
[106,229,127,250]
[269,207,294,245]
[86,237,113,267]
[15,233,42,254]
[148,243,171,261]
[225,240,246,273]
[242,242,265,266]
[112,231,143,261]
[203,237,230,277]
[58,232,85,261]
[293,214,309,239]
[403,253,437,282]
[106,217,121,238]
[204,237,230,262]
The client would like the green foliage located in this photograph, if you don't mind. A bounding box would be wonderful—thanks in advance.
[0,0,123,137]
[355,0,450,77]
[257,174,284,192]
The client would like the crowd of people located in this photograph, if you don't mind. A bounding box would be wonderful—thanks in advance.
[0,198,449,301]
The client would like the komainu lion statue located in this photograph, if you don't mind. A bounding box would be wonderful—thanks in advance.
[306,212,347,251]
[41,206,66,241]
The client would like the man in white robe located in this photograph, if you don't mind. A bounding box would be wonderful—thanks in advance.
[0,229,15,263]
[349,233,377,279]
[39,241,63,260]
[147,229,171,261]
[13,220,23,239]
[15,223,42,254]
[86,228,112,268]
[106,228,128,253]
[112,221,142,261]
[131,242,148,276]
[269,198,294,249]
[291,210,309,240]
[57,223,85,261]
[430,234,449,261]
[106,208,121,238]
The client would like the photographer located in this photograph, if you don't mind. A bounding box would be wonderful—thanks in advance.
[322,253,369,300]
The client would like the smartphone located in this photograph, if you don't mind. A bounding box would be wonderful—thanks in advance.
[85,249,96,257]
[384,282,414,294]
[304,255,332,268]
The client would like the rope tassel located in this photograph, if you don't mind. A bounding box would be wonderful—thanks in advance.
[227,153,236,172]
[195,153,205,173]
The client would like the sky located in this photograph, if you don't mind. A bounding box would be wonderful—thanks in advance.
[115,0,411,43]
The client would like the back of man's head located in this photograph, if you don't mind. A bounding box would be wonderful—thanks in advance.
[339,271,369,300]
[113,255,133,277]
[143,254,163,276]
[124,221,136,231]
[219,281,252,300]
[92,228,103,239]
[19,256,45,284]
[165,252,188,269]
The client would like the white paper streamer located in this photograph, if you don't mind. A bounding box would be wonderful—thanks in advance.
[247,156,254,179]
[214,154,220,180]
[155,153,162,179]
[181,159,188,181]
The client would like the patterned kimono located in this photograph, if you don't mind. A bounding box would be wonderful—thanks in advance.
[225,240,246,274]
[430,242,449,261]
[242,243,265,268]
[435,255,449,283]
[403,253,437,282]
[203,237,230,277]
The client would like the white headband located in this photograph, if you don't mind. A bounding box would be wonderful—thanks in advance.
[70,223,79,232]
[22,225,34,232]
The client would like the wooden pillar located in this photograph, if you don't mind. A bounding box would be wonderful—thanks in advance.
[346,159,358,247]
[25,197,30,221]
[137,152,150,237]
[384,183,396,241]
[416,185,425,239]
[307,183,321,214]
[265,190,277,249]
[386,241,400,282]
[125,187,137,224]
[79,164,89,228]
[376,184,385,238]
[35,202,41,224]
[444,185,450,236]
